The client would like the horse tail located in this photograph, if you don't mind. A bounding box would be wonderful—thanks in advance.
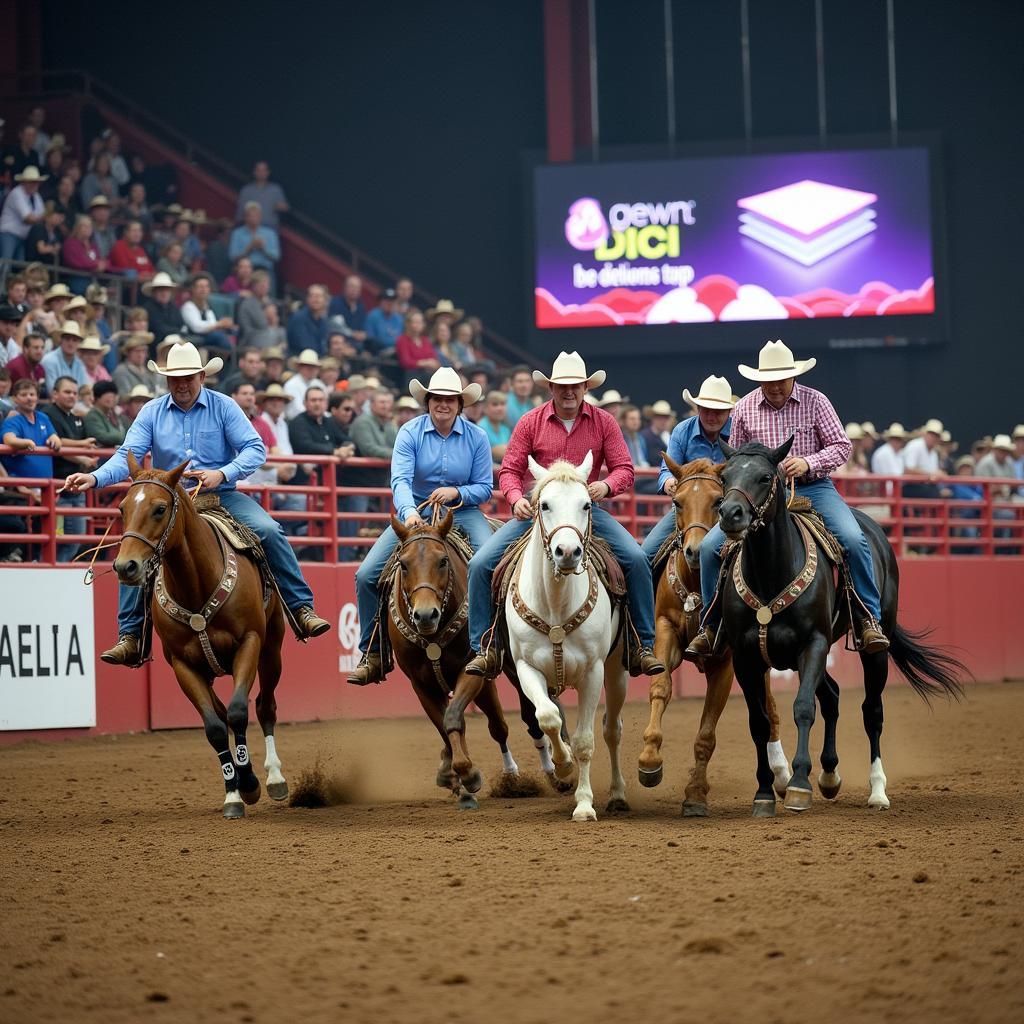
[888,622,970,704]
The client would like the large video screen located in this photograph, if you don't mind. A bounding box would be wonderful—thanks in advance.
[533,147,935,330]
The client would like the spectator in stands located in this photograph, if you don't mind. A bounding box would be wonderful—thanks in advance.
[395,277,414,315]
[173,211,204,267]
[122,181,152,234]
[348,388,398,526]
[505,364,537,427]
[62,214,107,277]
[902,418,944,499]
[596,389,627,420]
[236,160,289,229]
[41,136,69,188]
[3,274,28,313]
[640,400,674,465]
[84,284,113,347]
[4,124,42,176]
[947,455,984,553]
[83,380,129,448]
[140,272,185,343]
[2,379,59,494]
[343,373,372,415]
[480,390,511,464]
[393,395,419,428]
[63,295,89,329]
[618,404,658,494]
[262,346,287,386]
[235,269,275,347]
[364,287,402,352]
[51,174,80,228]
[220,256,255,296]
[976,434,1017,493]
[229,202,280,289]
[286,284,331,356]
[283,348,322,416]
[122,383,154,423]
[155,241,189,286]
[325,329,359,372]
[836,423,870,477]
[109,219,156,282]
[290,382,353,464]
[0,165,47,260]
[24,200,64,263]
[872,422,907,475]
[0,305,21,366]
[431,318,460,370]
[395,310,440,382]
[42,376,98,561]
[426,298,463,332]
[0,368,11,416]
[87,196,117,258]
[5,331,47,390]
[101,132,131,190]
[319,356,341,392]
[41,322,87,394]
[451,319,484,369]
[219,347,267,396]
[80,152,118,209]
[75,382,94,418]
[112,332,159,399]
[78,336,112,385]
[328,275,368,344]
[327,392,359,455]
[181,273,235,356]
[28,107,50,157]
[1013,425,1024,480]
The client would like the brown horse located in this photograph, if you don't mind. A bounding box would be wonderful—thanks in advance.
[113,454,288,819]
[389,505,521,810]
[637,456,791,816]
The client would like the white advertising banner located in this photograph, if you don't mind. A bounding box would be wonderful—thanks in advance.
[0,569,96,730]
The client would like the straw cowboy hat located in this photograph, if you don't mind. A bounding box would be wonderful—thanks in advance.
[256,383,293,405]
[395,395,421,411]
[288,348,322,370]
[45,133,70,155]
[262,346,287,362]
[409,366,482,406]
[644,400,675,418]
[85,283,110,305]
[88,195,111,210]
[682,375,736,410]
[532,350,606,389]
[78,336,110,357]
[845,423,865,441]
[141,271,181,294]
[346,373,369,390]
[426,298,464,322]
[991,434,1015,453]
[14,166,48,183]
[1013,424,1024,440]
[63,295,88,314]
[883,422,908,440]
[596,389,629,407]
[148,340,224,377]
[43,283,72,303]
[127,384,155,401]
[861,421,880,439]
[57,320,84,341]
[116,330,155,352]
[922,418,944,436]
[738,339,817,382]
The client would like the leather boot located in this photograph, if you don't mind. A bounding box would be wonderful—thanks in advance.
[683,624,716,664]
[465,647,500,678]
[295,606,331,639]
[100,635,142,667]
[629,645,666,677]
[857,617,890,654]
[347,652,384,686]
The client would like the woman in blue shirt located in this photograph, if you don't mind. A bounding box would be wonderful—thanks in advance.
[349,368,493,685]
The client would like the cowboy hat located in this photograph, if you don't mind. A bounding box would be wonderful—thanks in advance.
[127,384,155,401]
[644,400,675,418]
[882,422,908,440]
[991,434,1015,453]
[409,366,482,407]
[346,373,369,390]
[63,295,88,314]
[155,333,188,356]
[57,320,84,341]
[88,195,111,209]
[682,375,736,410]
[141,271,181,294]
[262,346,287,362]
[288,348,322,370]
[148,340,223,377]
[365,376,381,389]
[1012,424,1024,440]
[532,351,606,389]
[255,383,293,405]
[14,166,47,183]
[954,455,975,472]
[845,423,865,441]
[44,133,70,154]
[426,298,464,322]
[922,418,944,436]
[860,421,880,439]
[596,389,629,407]
[85,283,110,304]
[43,283,72,303]
[78,336,110,357]
[395,396,421,411]
[116,330,155,352]
[738,340,816,382]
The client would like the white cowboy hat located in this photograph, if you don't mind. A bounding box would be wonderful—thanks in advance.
[991,433,1015,453]
[426,298,464,322]
[738,340,817,382]
[148,340,223,377]
[883,422,908,440]
[288,348,322,370]
[922,418,944,436]
[644,400,675,417]
[78,336,111,357]
[63,295,88,314]
[43,283,72,303]
[14,166,48,183]
[1013,424,1024,440]
[409,366,481,406]
[682,375,736,410]
[57,320,84,341]
[845,422,865,440]
[141,271,182,294]
[127,384,155,401]
[861,421,880,439]
[395,396,421,411]
[596,389,629,407]
[532,350,606,389]
[255,383,293,405]
[88,195,111,209]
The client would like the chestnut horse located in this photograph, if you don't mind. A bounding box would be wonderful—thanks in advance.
[389,505,522,810]
[113,455,288,819]
[638,457,791,815]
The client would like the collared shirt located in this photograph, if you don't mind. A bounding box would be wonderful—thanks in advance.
[729,382,851,480]
[870,443,904,476]
[0,185,44,239]
[228,225,281,270]
[41,349,87,394]
[657,415,732,493]
[901,436,940,476]
[481,417,512,449]
[391,413,493,522]
[328,296,366,332]
[236,181,288,229]
[505,393,535,428]
[92,387,266,490]
[364,306,403,348]
[41,401,88,479]
[499,399,634,507]
[1,410,57,479]
[286,306,330,356]
[260,410,294,455]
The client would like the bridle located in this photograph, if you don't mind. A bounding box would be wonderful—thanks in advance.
[672,472,724,543]
[533,478,593,578]
[722,461,780,535]
[396,532,455,625]
[119,478,181,579]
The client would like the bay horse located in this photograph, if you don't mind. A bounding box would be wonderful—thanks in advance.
[506,452,629,822]
[716,438,966,816]
[113,454,288,820]
[388,503,524,810]
[638,456,791,816]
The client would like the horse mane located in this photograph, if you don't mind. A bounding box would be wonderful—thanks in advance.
[731,442,776,461]
[679,457,722,477]
[132,467,190,501]
[530,459,588,502]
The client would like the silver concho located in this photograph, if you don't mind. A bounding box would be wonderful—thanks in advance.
[756,606,773,626]
[548,626,566,644]
[189,613,207,631]
[426,642,442,661]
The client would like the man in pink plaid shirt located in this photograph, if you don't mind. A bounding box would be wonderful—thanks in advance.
[465,351,665,679]
[685,340,888,660]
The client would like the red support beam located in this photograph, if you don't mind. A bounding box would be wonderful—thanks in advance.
[543,0,575,162]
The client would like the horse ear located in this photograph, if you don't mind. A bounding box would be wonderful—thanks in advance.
[527,455,546,481]
[392,515,409,542]
[662,451,685,479]
[719,439,737,459]
[166,459,190,489]
[770,435,795,465]
[126,450,141,479]
[437,506,454,537]
[577,450,594,480]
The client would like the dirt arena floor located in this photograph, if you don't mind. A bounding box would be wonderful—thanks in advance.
[2,680,1022,1024]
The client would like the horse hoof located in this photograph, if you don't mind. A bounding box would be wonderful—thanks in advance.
[752,798,776,818]
[818,771,842,800]
[868,794,890,810]
[267,781,289,802]
[572,806,597,822]
[222,800,245,820]
[784,787,813,812]
[546,771,575,794]
[457,792,479,811]
[683,800,709,818]
[459,768,483,794]
[605,797,630,815]
[638,764,663,788]
[436,768,456,790]
[239,781,262,806]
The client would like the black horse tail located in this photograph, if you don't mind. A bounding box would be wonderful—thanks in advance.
[889,622,970,704]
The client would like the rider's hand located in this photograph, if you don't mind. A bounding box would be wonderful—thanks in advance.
[183,469,226,491]
[587,480,610,501]
[62,473,96,494]
[781,456,810,481]
[663,478,678,496]
[427,486,460,505]
[512,498,533,521]
[404,513,425,528]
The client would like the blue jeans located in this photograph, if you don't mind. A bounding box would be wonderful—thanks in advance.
[467,504,657,653]
[57,492,86,563]
[355,507,492,653]
[641,508,676,566]
[698,477,883,620]
[0,232,25,260]
[117,487,315,637]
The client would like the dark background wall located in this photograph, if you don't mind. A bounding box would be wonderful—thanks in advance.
[39,0,1023,442]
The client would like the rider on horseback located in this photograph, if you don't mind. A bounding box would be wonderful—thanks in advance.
[347,367,493,685]
[464,351,665,680]
[685,340,889,661]
[62,341,331,666]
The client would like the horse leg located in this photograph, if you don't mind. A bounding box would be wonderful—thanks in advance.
[734,663,777,817]
[171,656,244,819]
[255,608,288,801]
[784,637,829,812]
[860,650,890,808]
[764,671,793,796]
[226,632,264,806]
[603,655,630,814]
[516,661,573,781]
[682,656,733,818]
[570,663,604,822]
[472,676,520,775]
[442,668,486,785]
[411,677,463,795]
[638,615,681,788]
[816,671,842,799]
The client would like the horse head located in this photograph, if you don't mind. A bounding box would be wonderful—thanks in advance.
[528,450,594,576]
[113,453,189,585]
[392,506,455,636]
[663,453,725,570]
[717,437,793,541]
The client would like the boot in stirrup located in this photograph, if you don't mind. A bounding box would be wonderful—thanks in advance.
[465,646,500,678]
[100,634,142,667]
[683,624,717,664]
[347,651,384,686]
[857,617,890,655]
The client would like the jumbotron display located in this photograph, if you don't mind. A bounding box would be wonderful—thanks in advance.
[533,147,935,329]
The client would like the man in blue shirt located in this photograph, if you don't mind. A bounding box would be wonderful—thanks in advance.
[348,367,493,685]
[285,284,331,356]
[327,274,368,345]
[641,374,735,564]
[2,378,61,479]
[364,288,403,353]
[62,341,331,667]
[41,321,88,395]
[229,202,281,287]
[504,365,536,427]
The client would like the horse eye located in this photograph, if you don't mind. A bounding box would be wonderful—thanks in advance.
[582,501,591,512]
[154,504,167,516]
[540,501,549,512]
[761,474,773,484]
[712,497,723,510]
[438,556,448,568]
[398,561,408,572]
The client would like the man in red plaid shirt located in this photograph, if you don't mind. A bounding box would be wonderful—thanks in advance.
[465,351,665,679]
[685,340,888,660]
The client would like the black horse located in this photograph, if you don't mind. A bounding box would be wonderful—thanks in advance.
[715,438,966,816]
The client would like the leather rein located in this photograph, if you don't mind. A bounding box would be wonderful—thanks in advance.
[666,472,723,623]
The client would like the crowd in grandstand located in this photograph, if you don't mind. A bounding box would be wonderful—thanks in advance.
[1,106,1022,564]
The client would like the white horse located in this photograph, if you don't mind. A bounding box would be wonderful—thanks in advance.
[506,452,629,822]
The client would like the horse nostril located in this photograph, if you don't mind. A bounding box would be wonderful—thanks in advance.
[684,546,694,560]
[573,546,582,560]
[555,545,564,559]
